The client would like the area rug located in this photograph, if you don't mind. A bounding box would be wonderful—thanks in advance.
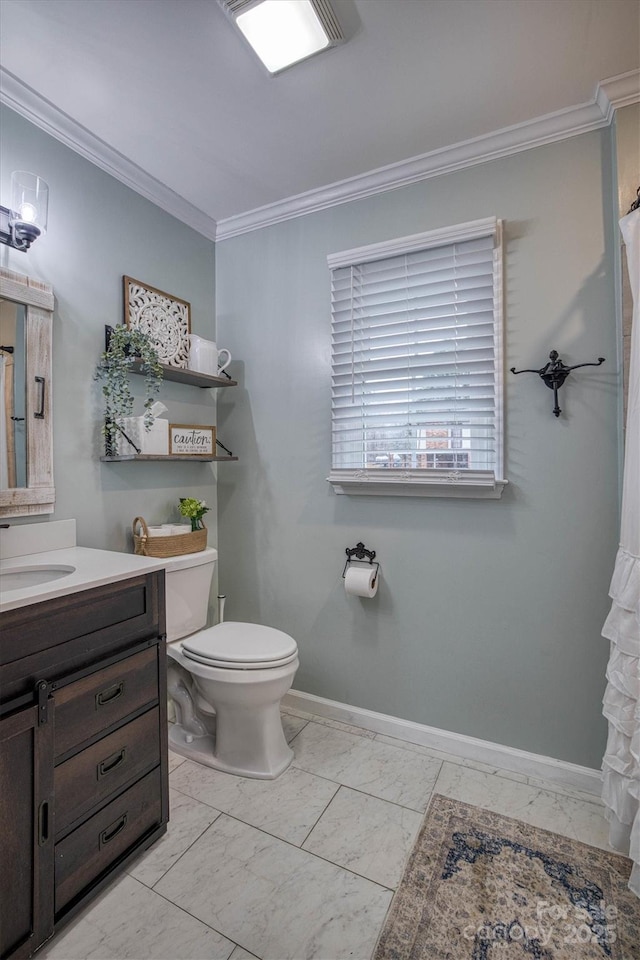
[373,795,639,960]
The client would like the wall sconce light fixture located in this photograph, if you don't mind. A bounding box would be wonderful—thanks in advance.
[219,0,344,75]
[0,171,49,252]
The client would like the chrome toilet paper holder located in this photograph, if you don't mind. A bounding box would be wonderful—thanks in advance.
[342,542,380,584]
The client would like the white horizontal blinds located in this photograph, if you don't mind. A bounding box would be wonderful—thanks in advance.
[331,232,497,473]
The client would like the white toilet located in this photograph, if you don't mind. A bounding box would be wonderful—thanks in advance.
[163,547,299,779]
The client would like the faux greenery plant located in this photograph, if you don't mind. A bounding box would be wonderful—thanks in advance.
[95,325,163,456]
[179,497,210,531]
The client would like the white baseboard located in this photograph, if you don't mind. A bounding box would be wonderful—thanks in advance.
[282,689,602,797]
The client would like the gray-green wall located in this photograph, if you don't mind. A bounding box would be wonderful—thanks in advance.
[0,106,218,551]
[216,129,621,769]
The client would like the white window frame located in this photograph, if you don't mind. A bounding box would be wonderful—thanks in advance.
[327,217,507,499]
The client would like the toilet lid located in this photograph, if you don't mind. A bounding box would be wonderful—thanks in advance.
[181,622,298,670]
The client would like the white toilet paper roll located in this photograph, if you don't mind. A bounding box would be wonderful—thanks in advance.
[344,565,379,598]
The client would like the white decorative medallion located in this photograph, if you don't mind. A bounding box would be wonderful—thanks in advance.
[124,276,191,368]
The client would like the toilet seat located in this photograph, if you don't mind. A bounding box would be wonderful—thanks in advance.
[181,621,298,670]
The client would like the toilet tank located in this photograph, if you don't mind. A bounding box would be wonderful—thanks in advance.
[163,547,218,642]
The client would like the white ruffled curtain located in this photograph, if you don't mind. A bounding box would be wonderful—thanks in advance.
[0,356,8,489]
[602,206,640,897]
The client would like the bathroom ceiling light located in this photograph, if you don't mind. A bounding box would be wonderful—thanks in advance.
[0,171,49,252]
[219,0,344,75]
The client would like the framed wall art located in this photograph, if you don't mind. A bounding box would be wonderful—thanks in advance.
[169,423,216,456]
[124,276,191,368]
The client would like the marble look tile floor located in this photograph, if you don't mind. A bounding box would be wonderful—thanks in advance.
[40,708,609,960]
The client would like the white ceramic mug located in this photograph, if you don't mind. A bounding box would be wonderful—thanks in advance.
[187,335,232,376]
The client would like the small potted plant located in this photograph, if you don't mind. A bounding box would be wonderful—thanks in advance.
[179,497,210,531]
[95,325,163,456]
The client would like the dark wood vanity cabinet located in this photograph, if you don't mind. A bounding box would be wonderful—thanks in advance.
[0,571,168,960]
[0,702,55,960]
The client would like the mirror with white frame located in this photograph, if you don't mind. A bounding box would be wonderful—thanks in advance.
[0,267,54,518]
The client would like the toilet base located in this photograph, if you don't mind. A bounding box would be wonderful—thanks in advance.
[167,644,298,780]
[169,721,294,779]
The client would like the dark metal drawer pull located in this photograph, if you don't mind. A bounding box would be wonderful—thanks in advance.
[99,813,127,847]
[95,681,124,708]
[35,376,45,419]
[38,800,50,846]
[97,747,127,779]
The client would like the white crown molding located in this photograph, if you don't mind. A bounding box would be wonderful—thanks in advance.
[216,99,605,239]
[596,68,640,123]
[0,68,218,241]
[1,65,637,244]
[218,69,640,240]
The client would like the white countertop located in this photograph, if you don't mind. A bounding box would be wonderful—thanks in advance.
[0,546,168,613]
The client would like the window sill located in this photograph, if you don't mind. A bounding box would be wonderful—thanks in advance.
[327,470,507,499]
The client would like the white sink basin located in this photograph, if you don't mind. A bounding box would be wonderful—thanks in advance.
[0,563,76,591]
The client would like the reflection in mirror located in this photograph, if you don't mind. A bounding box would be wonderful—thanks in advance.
[0,301,27,489]
[0,268,54,519]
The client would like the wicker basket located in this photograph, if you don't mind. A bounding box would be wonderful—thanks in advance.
[133,516,207,558]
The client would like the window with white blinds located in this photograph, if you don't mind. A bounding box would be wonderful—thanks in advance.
[327,218,506,498]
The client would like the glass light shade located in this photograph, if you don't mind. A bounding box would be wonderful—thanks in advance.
[236,0,331,73]
[10,171,49,235]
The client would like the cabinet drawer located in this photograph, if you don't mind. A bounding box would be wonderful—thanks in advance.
[55,767,162,914]
[55,647,158,759]
[55,707,160,837]
[0,573,164,669]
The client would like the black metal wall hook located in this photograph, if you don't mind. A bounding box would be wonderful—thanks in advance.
[342,542,379,582]
[510,350,605,418]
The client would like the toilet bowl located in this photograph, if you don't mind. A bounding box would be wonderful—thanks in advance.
[163,549,299,779]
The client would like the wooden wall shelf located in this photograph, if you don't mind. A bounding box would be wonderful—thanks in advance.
[130,360,237,389]
[101,455,238,463]
[100,344,238,461]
